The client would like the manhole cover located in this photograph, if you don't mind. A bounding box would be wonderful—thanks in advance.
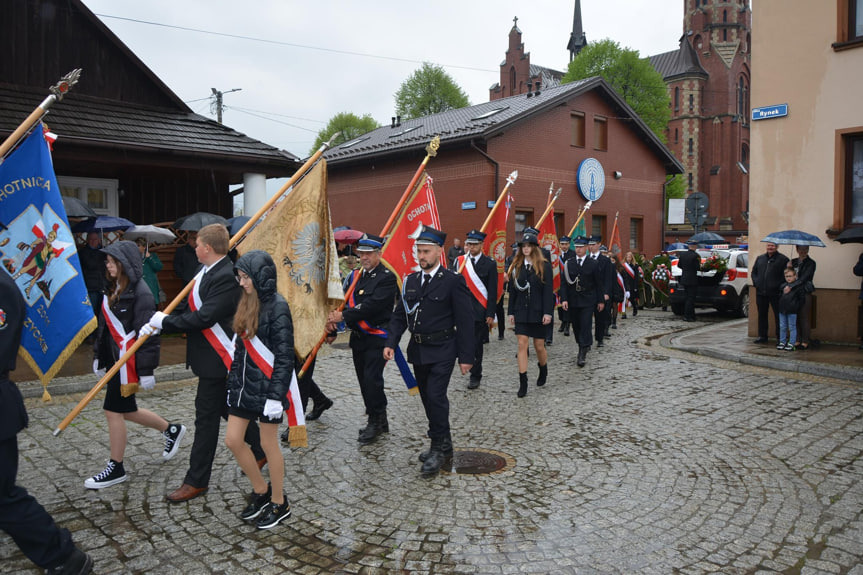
[441,448,514,475]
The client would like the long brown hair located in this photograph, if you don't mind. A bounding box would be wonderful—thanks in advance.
[105,255,128,308]
[508,244,547,282]
[233,284,260,339]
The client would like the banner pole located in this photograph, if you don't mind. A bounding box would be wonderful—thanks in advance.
[53,133,342,436]
[297,136,440,377]
[455,170,517,275]
[567,200,594,239]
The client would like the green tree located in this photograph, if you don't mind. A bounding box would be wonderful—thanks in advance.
[310,112,380,155]
[666,173,686,200]
[394,62,470,119]
[562,39,671,142]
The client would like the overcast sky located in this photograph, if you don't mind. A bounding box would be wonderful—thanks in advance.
[79,0,684,159]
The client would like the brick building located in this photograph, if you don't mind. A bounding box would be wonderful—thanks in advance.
[650,0,752,243]
[324,77,682,258]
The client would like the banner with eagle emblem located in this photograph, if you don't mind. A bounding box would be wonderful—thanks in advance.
[0,125,97,398]
[238,159,343,359]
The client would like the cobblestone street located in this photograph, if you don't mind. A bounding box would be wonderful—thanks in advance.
[3,310,862,574]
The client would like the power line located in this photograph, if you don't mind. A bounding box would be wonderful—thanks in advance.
[223,106,320,133]
[95,13,498,74]
[228,106,326,125]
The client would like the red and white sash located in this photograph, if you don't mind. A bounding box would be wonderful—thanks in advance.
[101,295,138,385]
[616,272,629,313]
[623,262,636,281]
[241,335,305,429]
[189,267,235,371]
[457,254,488,309]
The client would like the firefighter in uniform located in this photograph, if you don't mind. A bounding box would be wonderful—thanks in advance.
[560,235,605,367]
[384,226,474,476]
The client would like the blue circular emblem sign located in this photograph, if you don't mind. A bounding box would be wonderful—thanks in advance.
[576,158,605,202]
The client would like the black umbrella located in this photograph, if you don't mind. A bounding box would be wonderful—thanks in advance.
[226,215,252,236]
[835,227,863,244]
[688,231,726,244]
[173,212,229,231]
[72,216,135,233]
[62,196,97,218]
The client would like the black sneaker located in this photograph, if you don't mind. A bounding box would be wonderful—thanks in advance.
[162,423,186,461]
[240,484,272,521]
[84,460,127,489]
[46,547,93,575]
[256,498,291,529]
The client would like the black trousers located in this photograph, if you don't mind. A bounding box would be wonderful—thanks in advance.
[297,355,326,412]
[184,376,262,488]
[469,321,487,380]
[495,298,506,338]
[756,293,781,339]
[570,305,594,349]
[593,303,609,341]
[352,345,388,416]
[0,436,75,569]
[683,284,697,320]
[413,360,455,439]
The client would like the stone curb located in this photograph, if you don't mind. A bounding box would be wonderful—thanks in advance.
[15,364,194,399]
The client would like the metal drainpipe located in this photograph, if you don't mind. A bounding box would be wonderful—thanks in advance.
[470,140,499,203]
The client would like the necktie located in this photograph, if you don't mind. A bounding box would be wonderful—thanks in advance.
[525,263,531,272]
[578,258,583,267]
[472,257,478,267]
[422,273,431,290]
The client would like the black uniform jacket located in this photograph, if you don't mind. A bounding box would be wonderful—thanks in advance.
[677,250,701,287]
[387,267,475,366]
[0,272,27,441]
[342,263,398,350]
[559,255,604,309]
[162,256,240,378]
[507,261,554,323]
[593,253,614,298]
[461,253,498,322]
[226,251,294,412]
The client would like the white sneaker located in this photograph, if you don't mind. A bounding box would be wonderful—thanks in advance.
[162,424,186,461]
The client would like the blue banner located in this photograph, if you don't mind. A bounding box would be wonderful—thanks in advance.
[0,126,96,393]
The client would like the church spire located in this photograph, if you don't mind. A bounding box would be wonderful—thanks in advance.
[567,0,587,61]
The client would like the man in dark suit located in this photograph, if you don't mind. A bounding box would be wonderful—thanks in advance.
[385,226,474,476]
[587,235,613,347]
[560,235,605,367]
[454,230,498,390]
[557,236,573,337]
[751,242,790,343]
[677,240,701,322]
[144,223,263,502]
[0,270,94,574]
[327,234,398,444]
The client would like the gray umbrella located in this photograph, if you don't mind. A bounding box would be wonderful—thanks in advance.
[62,196,97,218]
[688,231,726,244]
[173,212,229,231]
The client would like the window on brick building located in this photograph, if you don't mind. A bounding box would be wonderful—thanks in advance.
[688,138,694,156]
[591,214,606,243]
[689,94,694,112]
[571,112,585,147]
[737,76,750,121]
[509,67,516,97]
[843,132,863,225]
[593,116,608,151]
[688,173,693,189]
[629,218,642,251]
[675,128,679,144]
[674,87,680,113]
[515,210,531,236]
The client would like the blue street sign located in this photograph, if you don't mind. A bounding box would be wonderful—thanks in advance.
[461,201,476,210]
[752,104,788,121]
[487,200,496,209]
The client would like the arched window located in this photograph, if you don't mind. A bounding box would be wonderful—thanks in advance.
[737,76,749,120]
[723,10,728,23]
[688,138,694,156]
[675,128,679,144]
[723,29,728,41]
[741,144,749,167]
[509,67,516,97]
[689,94,694,112]
[674,87,680,113]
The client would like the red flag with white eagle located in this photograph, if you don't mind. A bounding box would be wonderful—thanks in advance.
[380,172,444,285]
[482,191,511,302]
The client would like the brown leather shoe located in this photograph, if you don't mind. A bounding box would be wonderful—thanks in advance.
[166,483,208,503]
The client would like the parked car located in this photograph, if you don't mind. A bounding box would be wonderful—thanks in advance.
[668,246,750,317]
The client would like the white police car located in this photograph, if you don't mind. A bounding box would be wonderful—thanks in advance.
[668,245,750,317]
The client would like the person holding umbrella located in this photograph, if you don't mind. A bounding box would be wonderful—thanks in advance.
[135,238,163,305]
[788,246,816,349]
[752,242,790,343]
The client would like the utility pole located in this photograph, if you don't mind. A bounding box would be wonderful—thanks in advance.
[210,87,242,124]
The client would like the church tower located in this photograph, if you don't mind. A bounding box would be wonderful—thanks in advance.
[489,17,564,101]
[567,0,587,61]
[652,0,751,239]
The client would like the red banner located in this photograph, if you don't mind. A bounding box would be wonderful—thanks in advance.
[538,211,560,292]
[381,172,444,285]
[482,192,511,302]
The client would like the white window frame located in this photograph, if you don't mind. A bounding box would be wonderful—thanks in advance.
[57,176,119,216]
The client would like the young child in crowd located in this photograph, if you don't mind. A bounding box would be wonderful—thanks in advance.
[85,241,185,489]
[777,267,806,351]
[224,250,293,529]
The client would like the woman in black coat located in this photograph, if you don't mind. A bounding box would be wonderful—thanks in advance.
[225,250,293,529]
[507,231,554,397]
[789,245,816,349]
[85,241,185,490]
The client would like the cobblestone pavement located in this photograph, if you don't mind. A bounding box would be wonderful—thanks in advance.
[3,310,862,574]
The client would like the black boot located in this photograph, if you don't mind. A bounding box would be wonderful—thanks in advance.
[306,396,333,421]
[517,372,528,398]
[421,436,448,476]
[563,322,570,337]
[418,433,454,462]
[536,362,548,387]
[577,347,587,367]
[357,411,388,444]
[558,322,566,333]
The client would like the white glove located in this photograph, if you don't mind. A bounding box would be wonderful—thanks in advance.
[263,399,283,419]
[93,359,106,378]
[140,375,156,390]
[139,324,161,338]
[148,311,168,330]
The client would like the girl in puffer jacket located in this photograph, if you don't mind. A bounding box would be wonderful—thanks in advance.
[225,250,294,529]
